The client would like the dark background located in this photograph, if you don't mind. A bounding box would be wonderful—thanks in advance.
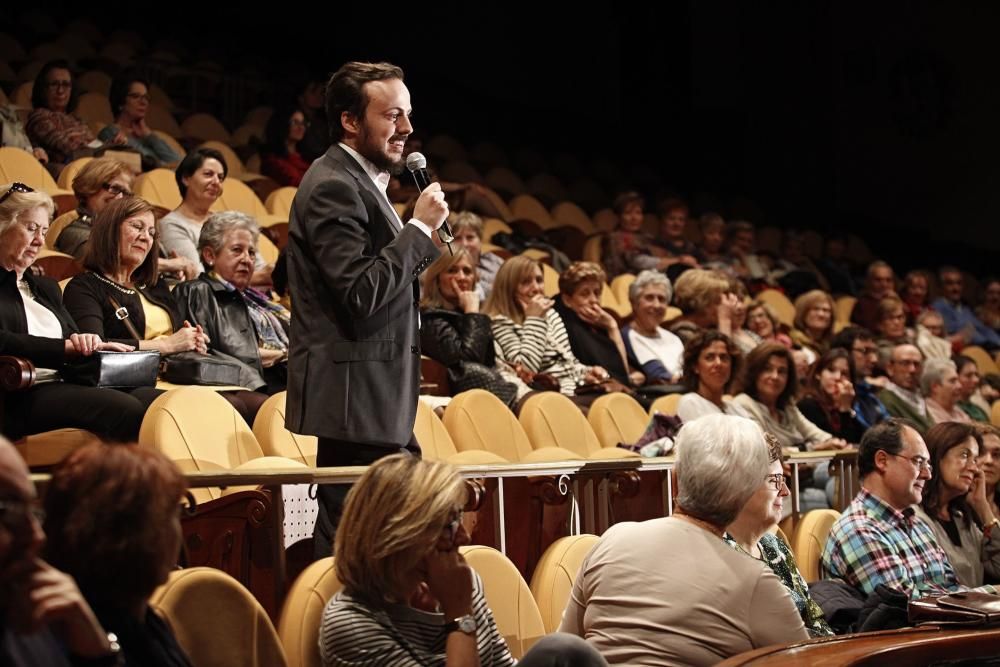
[17,2,1000,274]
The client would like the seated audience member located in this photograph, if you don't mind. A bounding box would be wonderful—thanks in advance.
[954,355,991,422]
[26,60,125,172]
[933,266,1000,350]
[901,269,933,327]
[789,289,836,363]
[295,76,331,162]
[797,348,866,444]
[63,197,266,424]
[260,105,310,187]
[0,103,48,164]
[816,233,858,297]
[98,70,180,171]
[915,422,1000,588]
[449,211,505,299]
[923,358,971,425]
[675,331,748,422]
[874,295,914,366]
[830,327,891,429]
[724,433,834,636]
[668,268,735,344]
[43,444,194,666]
[553,262,637,389]
[915,309,955,361]
[652,197,699,269]
[56,157,135,262]
[878,344,933,434]
[771,231,829,296]
[746,300,793,349]
[621,270,684,384]
[418,247,527,407]
[601,191,663,279]
[725,220,771,282]
[823,418,997,598]
[172,211,290,395]
[732,343,845,450]
[0,183,152,442]
[484,256,605,396]
[695,212,734,274]
[560,415,808,665]
[0,436,124,666]
[851,261,897,332]
[975,424,1000,526]
[724,280,759,354]
[159,150,272,288]
[976,278,1000,332]
[320,455,606,667]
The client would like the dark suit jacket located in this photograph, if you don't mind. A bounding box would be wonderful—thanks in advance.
[285,144,439,445]
[0,268,76,367]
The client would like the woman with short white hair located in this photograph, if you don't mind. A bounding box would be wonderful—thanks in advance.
[621,270,684,384]
[560,415,807,665]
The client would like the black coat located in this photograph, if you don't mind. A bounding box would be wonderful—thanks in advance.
[0,268,76,367]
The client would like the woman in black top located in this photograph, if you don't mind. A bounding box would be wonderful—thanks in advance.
[797,347,866,444]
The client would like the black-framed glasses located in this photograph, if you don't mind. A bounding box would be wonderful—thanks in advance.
[0,498,45,528]
[0,182,34,205]
[765,473,788,491]
[887,452,932,472]
[102,182,132,197]
[126,92,151,102]
[46,80,71,90]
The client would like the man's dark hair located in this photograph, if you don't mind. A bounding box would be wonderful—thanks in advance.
[326,62,404,142]
[858,417,914,478]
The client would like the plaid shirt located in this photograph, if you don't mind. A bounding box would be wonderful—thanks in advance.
[821,489,990,599]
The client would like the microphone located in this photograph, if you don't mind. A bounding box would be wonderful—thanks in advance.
[405,152,454,246]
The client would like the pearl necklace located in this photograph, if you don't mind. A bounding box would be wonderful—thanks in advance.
[93,271,137,295]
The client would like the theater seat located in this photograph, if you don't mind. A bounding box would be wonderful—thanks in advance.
[529,534,599,633]
[252,392,317,466]
[587,393,649,450]
[413,399,509,465]
[278,557,341,667]
[443,389,582,464]
[151,567,287,667]
[519,392,639,460]
[460,545,546,659]
[792,509,840,583]
[648,393,682,417]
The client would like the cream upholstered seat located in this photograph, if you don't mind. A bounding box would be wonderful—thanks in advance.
[277,557,341,667]
[519,392,639,460]
[252,391,317,466]
[791,509,840,583]
[648,393,683,417]
[529,534,599,633]
[443,389,582,463]
[460,545,546,659]
[587,392,650,450]
[151,567,287,667]
[414,398,509,465]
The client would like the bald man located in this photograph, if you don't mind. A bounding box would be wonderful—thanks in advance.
[0,438,120,665]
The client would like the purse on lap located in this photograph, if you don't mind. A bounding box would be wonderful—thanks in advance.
[62,350,160,388]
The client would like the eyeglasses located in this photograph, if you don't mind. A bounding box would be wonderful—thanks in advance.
[126,220,156,239]
[102,182,133,197]
[0,498,45,529]
[443,511,464,545]
[765,473,789,491]
[46,80,71,90]
[887,452,933,472]
[0,182,34,205]
[852,345,879,356]
[126,93,151,102]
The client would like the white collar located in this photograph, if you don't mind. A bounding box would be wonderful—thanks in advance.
[339,142,390,194]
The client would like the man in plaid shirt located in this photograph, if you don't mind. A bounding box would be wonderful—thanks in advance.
[822,418,997,598]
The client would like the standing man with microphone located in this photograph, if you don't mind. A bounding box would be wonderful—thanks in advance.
[286,61,449,559]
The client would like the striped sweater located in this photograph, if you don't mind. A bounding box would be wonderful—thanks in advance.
[490,309,588,395]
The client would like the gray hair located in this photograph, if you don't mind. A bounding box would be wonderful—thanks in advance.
[0,184,54,236]
[921,358,956,396]
[198,210,260,253]
[628,270,673,305]
[674,415,771,527]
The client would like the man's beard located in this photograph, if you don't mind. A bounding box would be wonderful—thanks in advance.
[358,126,406,175]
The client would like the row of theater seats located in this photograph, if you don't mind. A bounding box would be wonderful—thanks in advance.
[152,508,843,667]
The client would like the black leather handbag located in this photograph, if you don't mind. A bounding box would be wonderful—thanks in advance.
[161,353,243,386]
[63,350,160,388]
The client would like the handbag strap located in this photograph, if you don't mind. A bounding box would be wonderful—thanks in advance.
[108,294,143,341]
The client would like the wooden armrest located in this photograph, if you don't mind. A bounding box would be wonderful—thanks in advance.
[0,355,36,391]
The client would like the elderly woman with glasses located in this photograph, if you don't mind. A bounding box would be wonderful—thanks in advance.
[320,454,606,667]
[915,422,1000,587]
[724,433,834,636]
[98,70,180,171]
[560,415,808,665]
[26,61,127,174]
[172,211,291,395]
[0,183,152,442]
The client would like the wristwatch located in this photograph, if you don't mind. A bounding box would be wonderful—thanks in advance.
[444,614,477,635]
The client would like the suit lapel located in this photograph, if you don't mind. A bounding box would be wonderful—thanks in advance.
[327,146,402,237]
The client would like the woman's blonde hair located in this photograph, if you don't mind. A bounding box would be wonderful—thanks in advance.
[334,454,466,605]
[483,255,542,324]
[420,246,476,309]
[672,269,730,315]
[792,289,835,339]
[71,157,133,203]
[0,184,54,236]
